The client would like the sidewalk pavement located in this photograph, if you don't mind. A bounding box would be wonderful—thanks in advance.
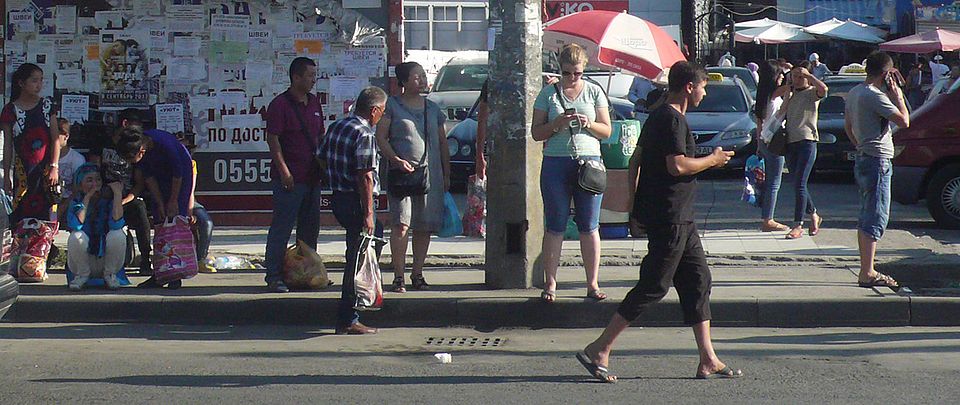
[9,225,957,328]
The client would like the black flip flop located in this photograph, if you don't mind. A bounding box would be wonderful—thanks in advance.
[575,352,617,383]
[696,366,743,379]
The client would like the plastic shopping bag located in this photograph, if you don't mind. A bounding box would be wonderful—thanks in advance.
[353,234,384,311]
[282,240,331,290]
[741,155,765,208]
[152,216,199,284]
[9,218,58,283]
[438,192,463,238]
[462,175,486,238]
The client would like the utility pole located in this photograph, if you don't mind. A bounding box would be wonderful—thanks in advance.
[386,0,404,94]
[484,0,544,289]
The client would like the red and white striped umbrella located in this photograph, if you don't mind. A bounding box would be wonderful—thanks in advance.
[543,10,685,81]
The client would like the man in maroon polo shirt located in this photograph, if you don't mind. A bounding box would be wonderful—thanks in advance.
[263,57,324,293]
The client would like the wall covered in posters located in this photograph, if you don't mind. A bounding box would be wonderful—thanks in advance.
[4,0,388,219]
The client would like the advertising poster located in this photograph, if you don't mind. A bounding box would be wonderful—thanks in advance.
[99,31,149,108]
[543,1,629,22]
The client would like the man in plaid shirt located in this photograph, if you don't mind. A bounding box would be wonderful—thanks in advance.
[317,86,387,335]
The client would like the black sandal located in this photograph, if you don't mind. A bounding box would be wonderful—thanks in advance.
[391,276,406,293]
[411,274,429,290]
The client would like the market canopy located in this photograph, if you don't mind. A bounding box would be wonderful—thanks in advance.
[879,28,960,53]
[734,18,801,31]
[735,23,817,44]
[804,18,886,43]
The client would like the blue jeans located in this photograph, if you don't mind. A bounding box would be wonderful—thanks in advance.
[785,140,817,225]
[192,203,213,261]
[263,181,321,284]
[855,155,892,241]
[541,156,603,234]
[757,139,785,221]
[331,191,384,328]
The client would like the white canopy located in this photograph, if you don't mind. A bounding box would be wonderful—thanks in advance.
[734,18,802,31]
[735,23,817,44]
[804,18,886,43]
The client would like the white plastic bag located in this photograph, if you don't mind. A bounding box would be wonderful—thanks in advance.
[353,234,383,311]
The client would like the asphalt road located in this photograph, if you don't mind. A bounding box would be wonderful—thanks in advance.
[1,324,958,404]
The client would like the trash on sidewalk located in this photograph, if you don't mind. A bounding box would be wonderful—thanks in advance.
[434,353,452,364]
[213,255,257,270]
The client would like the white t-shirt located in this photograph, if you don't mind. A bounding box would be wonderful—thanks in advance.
[930,61,950,80]
[59,148,86,200]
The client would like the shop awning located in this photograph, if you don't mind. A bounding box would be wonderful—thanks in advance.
[804,18,886,43]
[879,29,960,53]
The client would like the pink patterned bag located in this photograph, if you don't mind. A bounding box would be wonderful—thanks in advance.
[152,216,198,284]
[9,218,58,283]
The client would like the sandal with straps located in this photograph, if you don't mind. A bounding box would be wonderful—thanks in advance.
[411,274,430,290]
[858,272,899,289]
[391,276,406,293]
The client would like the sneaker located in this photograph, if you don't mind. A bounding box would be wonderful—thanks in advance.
[267,280,289,293]
[69,276,89,291]
[104,274,120,290]
[165,280,182,290]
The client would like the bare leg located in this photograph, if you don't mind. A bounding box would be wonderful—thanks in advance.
[390,224,409,280]
[857,230,879,282]
[579,230,602,293]
[541,231,564,295]
[693,320,728,376]
[411,230,431,278]
[583,313,631,372]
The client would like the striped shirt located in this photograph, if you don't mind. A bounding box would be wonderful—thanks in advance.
[317,115,380,194]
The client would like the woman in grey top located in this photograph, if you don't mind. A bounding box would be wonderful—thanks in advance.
[375,62,451,293]
[782,61,827,239]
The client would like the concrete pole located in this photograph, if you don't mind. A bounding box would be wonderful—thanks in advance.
[484,0,544,289]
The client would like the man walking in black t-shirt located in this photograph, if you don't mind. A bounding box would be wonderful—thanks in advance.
[576,62,741,382]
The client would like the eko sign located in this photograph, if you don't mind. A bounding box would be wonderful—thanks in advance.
[544,1,629,21]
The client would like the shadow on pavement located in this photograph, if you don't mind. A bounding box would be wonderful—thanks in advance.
[34,374,587,387]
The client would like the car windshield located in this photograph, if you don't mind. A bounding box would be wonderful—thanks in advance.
[689,85,747,113]
[819,81,861,114]
[433,64,488,92]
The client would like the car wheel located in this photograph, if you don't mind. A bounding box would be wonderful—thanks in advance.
[925,163,960,230]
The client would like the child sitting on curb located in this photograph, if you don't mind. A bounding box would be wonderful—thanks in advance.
[66,163,128,291]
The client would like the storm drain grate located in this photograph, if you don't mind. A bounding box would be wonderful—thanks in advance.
[424,336,505,348]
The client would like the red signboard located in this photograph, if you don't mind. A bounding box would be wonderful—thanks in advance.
[544,1,629,22]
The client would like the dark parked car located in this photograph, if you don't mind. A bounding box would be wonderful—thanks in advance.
[813,75,862,171]
[0,273,18,320]
[892,78,960,229]
[815,74,915,172]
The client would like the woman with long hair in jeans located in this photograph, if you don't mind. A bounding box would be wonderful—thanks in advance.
[782,62,826,239]
[753,60,791,232]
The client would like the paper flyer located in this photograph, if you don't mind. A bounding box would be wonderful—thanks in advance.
[209,41,248,64]
[10,11,36,35]
[166,5,205,32]
[155,103,185,134]
[60,94,90,124]
[55,69,83,90]
[56,6,77,34]
[329,76,367,102]
[173,36,201,57]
